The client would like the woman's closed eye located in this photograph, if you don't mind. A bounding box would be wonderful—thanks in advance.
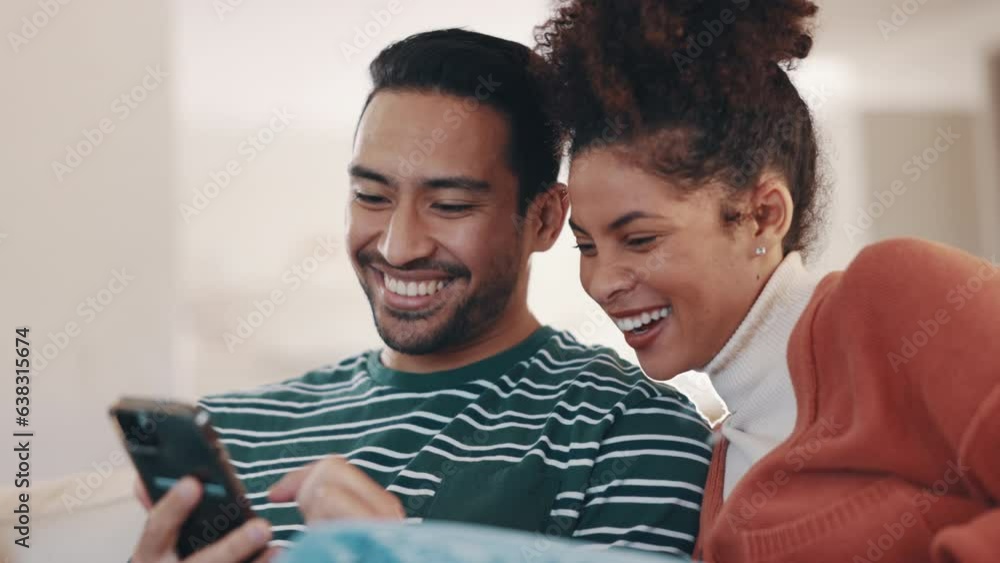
[573,240,597,256]
[625,235,660,249]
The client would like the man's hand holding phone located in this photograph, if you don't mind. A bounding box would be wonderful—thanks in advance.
[111,398,277,562]
[131,455,403,562]
[132,477,279,563]
[117,398,402,561]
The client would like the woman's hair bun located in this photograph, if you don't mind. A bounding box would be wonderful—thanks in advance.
[536,0,819,129]
[534,0,825,256]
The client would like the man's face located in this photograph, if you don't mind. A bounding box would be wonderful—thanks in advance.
[347,90,526,355]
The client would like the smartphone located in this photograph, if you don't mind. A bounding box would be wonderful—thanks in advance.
[110,397,262,559]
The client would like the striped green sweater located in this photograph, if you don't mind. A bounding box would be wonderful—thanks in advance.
[199,327,711,557]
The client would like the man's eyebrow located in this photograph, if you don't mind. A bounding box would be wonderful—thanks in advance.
[421,176,491,192]
[348,164,394,187]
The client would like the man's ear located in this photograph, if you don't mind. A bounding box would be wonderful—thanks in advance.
[523,182,569,253]
[749,172,794,252]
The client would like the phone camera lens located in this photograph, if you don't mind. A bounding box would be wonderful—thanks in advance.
[121,412,159,450]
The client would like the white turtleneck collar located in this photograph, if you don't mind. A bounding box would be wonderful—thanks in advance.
[703,251,821,498]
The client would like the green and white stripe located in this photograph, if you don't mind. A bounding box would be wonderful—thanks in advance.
[200,327,711,555]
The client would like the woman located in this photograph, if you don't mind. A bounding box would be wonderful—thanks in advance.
[535,1,1000,562]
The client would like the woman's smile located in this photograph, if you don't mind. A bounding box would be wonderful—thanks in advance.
[608,305,673,349]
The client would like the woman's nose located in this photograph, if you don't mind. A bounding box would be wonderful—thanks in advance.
[585,259,637,306]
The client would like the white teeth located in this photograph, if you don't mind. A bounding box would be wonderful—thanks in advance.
[384,275,449,297]
[614,306,672,333]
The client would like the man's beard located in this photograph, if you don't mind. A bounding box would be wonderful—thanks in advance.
[356,246,522,355]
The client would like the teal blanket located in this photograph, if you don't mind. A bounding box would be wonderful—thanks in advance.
[280,521,688,563]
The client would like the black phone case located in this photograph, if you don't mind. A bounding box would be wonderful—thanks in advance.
[110,397,262,560]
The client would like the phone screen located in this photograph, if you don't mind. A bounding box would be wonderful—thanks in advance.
[111,397,260,558]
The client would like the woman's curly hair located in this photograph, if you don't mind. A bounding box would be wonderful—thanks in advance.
[535,0,825,254]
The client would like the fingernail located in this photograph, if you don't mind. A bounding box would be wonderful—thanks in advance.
[246,520,271,544]
[177,478,198,500]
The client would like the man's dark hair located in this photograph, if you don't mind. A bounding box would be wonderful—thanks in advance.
[365,28,561,213]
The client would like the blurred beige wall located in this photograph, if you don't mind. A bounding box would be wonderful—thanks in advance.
[1,0,176,485]
[818,0,1000,259]
[863,114,982,255]
[2,0,173,560]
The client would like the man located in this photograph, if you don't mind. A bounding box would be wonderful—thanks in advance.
[131,29,711,563]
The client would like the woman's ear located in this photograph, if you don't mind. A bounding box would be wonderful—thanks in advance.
[525,182,569,252]
[749,172,794,252]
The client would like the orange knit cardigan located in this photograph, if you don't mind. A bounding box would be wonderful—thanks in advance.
[695,238,1000,563]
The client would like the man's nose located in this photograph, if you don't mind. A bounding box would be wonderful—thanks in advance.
[377,206,436,267]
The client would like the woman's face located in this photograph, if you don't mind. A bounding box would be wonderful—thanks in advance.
[568,147,769,380]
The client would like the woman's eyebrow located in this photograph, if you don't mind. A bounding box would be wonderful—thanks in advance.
[569,211,665,235]
[607,211,663,231]
[570,211,665,235]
